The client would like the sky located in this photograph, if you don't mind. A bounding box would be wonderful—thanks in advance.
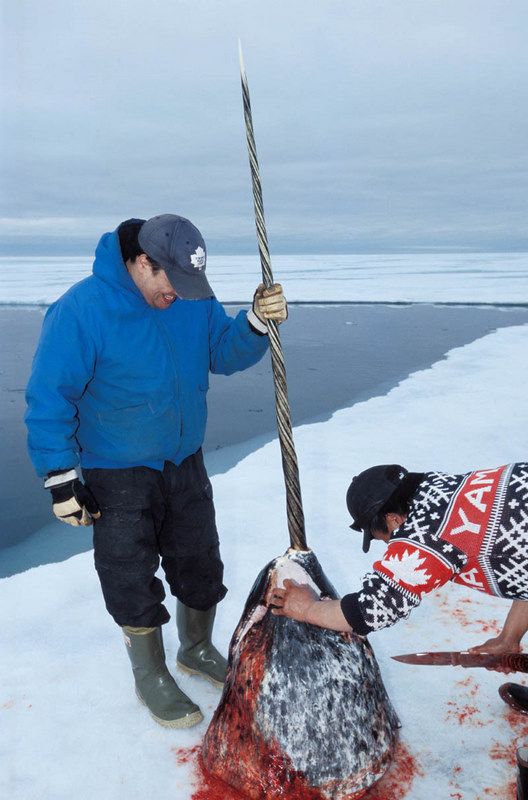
[1,0,528,256]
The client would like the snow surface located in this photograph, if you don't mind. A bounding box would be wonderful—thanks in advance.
[3,323,528,799]
[1,252,528,305]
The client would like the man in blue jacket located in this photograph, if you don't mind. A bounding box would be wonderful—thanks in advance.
[25,214,287,729]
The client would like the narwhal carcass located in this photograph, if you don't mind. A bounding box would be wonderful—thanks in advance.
[202,548,400,799]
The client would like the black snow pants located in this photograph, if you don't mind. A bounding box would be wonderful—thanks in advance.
[83,450,227,628]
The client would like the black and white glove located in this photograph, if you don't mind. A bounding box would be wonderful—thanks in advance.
[247,283,288,334]
[44,469,101,527]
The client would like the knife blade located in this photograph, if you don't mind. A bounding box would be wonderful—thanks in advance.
[392,651,528,672]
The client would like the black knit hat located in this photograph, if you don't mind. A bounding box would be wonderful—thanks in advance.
[346,464,408,553]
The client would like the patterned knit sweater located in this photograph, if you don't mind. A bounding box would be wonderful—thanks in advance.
[341,463,528,635]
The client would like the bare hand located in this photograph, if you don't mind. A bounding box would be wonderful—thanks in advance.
[468,637,522,674]
[269,579,320,622]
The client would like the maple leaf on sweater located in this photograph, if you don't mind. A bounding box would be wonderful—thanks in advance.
[380,548,432,587]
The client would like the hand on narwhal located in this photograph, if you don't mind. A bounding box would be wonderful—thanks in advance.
[269,579,320,622]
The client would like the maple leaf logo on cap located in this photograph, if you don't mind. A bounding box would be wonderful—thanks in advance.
[190,246,206,271]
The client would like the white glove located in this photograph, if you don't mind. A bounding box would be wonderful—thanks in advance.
[247,283,288,334]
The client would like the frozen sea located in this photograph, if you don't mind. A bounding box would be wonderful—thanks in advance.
[2,251,528,305]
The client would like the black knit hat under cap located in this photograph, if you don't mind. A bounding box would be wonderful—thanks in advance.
[138,214,214,300]
[346,464,408,553]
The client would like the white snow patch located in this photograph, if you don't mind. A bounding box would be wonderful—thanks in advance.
[1,252,527,305]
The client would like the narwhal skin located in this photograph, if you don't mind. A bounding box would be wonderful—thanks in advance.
[202,549,400,800]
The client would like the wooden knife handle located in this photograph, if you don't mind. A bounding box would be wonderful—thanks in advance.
[501,653,528,673]
[457,652,528,672]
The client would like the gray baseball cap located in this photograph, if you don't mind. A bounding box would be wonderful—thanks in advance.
[138,214,214,300]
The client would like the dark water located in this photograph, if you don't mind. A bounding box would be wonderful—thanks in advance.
[1,303,528,578]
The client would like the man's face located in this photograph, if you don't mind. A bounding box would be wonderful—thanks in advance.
[370,529,391,545]
[370,512,407,546]
[130,255,178,309]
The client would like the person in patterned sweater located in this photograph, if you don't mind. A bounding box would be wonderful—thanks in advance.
[271,463,528,663]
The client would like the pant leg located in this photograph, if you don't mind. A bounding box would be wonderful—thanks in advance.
[159,451,227,611]
[84,467,171,627]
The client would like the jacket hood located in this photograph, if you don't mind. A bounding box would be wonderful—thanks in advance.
[92,230,144,301]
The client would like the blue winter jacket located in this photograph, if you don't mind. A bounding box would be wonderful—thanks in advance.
[25,229,269,476]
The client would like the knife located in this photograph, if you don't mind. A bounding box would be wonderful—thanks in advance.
[392,651,528,672]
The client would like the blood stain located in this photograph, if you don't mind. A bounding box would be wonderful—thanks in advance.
[363,741,423,799]
[504,707,528,739]
[445,701,490,727]
[478,732,519,799]
[173,739,421,800]
[171,744,201,766]
[455,676,480,698]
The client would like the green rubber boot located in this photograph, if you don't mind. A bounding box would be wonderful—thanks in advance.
[176,603,228,688]
[123,626,203,728]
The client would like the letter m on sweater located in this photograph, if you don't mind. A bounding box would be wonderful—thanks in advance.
[439,465,507,594]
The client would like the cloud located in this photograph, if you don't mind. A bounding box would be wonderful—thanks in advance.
[2,0,528,253]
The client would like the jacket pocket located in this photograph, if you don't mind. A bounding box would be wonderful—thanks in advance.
[95,399,181,461]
